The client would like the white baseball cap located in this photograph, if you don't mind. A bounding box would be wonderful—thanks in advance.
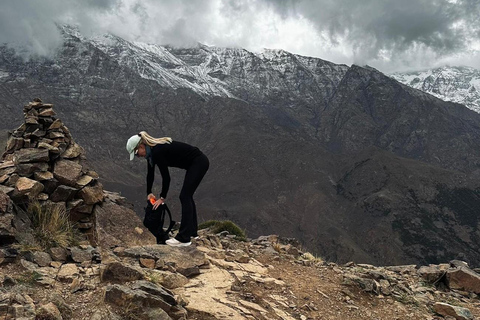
[126,135,142,160]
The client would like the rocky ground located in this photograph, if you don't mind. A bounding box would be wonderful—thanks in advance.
[1,215,480,320]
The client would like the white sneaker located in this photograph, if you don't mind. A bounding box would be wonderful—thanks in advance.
[166,238,191,247]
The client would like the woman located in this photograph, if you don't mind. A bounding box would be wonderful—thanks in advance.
[126,131,209,247]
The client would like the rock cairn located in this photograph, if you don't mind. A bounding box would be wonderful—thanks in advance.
[0,98,103,244]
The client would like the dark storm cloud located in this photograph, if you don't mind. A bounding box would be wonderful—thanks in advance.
[261,0,480,64]
[1,0,478,71]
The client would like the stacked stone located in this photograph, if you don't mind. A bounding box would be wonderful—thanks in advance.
[0,98,102,244]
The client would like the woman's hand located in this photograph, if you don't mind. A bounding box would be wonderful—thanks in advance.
[147,193,155,201]
[152,198,164,210]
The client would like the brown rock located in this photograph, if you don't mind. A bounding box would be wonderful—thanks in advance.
[0,175,9,184]
[140,258,156,269]
[30,251,52,267]
[38,108,56,117]
[0,191,10,213]
[70,247,93,263]
[104,284,172,315]
[37,142,59,152]
[48,119,63,130]
[15,177,44,198]
[37,302,62,320]
[5,136,24,151]
[0,161,15,169]
[433,302,473,320]
[48,131,65,139]
[75,175,93,188]
[418,265,445,283]
[57,263,79,281]
[25,116,38,124]
[34,171,54,181]
[62,143,84,159]
[447,267,480,294]
[0,185,14,195]
[13,148,49,164]
[50,185,78,202]
[53,160,82,186]
[100,262,144,283]
[16,162,49,176]
[49,247,68,262]
[0,166,16,177]
[148,270,189,289]
[0,214,15,243]
[78,182,104,204]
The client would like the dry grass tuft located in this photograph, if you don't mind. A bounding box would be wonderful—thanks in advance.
[25,201,80,250]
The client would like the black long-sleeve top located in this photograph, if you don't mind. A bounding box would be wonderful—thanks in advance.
[146,141,202,198]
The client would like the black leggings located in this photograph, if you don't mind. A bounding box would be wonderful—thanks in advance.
[175,153,209,242]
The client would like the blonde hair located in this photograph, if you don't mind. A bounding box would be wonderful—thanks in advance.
[139,131,172,146]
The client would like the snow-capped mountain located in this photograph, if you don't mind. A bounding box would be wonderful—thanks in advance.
[390,66,480,113]
[2,27,480,266]
[62,26,349,104]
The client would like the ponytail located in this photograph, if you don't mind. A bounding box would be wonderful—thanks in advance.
[139,131,172,147]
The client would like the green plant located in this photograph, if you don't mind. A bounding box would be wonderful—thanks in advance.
[198,220,247,241]
[395,293,420,307]
[26,201,81,250]
[15,271,42,285]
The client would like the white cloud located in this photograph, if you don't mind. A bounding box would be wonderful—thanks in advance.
[1,0,479,72]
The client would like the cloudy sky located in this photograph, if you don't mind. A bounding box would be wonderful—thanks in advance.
[1,0,479,73]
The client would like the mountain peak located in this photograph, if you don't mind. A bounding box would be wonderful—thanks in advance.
[390,65,480,113]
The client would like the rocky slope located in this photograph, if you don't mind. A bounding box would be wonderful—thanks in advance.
[390,66,480,114]
[1,29,480,267]
[2,221,480,320]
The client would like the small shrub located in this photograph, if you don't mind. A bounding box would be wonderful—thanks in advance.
[15,271,42,285]
[198,220,247,241]
[198,220,220,230]
[272,242,282,253]
[26,201,80,250]
[302,252,321,261]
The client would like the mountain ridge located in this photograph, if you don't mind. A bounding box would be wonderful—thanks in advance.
[390,65,480,114]
[1,28,480,266]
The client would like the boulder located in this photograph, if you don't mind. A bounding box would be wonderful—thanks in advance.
[131,280,177,306]
[70,246,93,263]
[53,160,82,186]
[417,265,445,283]
[34,171,54,181]
[148,270,189,289]
[119,245,209,276]
[433,302,473,320]
[16,162,49,176]
[49,247,68,262]
[78,182,104,204]
[75,175,93,188]
[57,263,79,282]
[27,251,52,267]
[100,262,144,283]
[37,303,62,320]
[13,148,49,164]
[62,143,84,159]
[50,185,78,202]
[104,284,173,318]
[446,267,480,294]
[15,177,44,198]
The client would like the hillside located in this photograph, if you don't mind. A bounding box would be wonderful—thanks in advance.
[2,220,480,320]
[1,29,480,266]
[0,99,479,319]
